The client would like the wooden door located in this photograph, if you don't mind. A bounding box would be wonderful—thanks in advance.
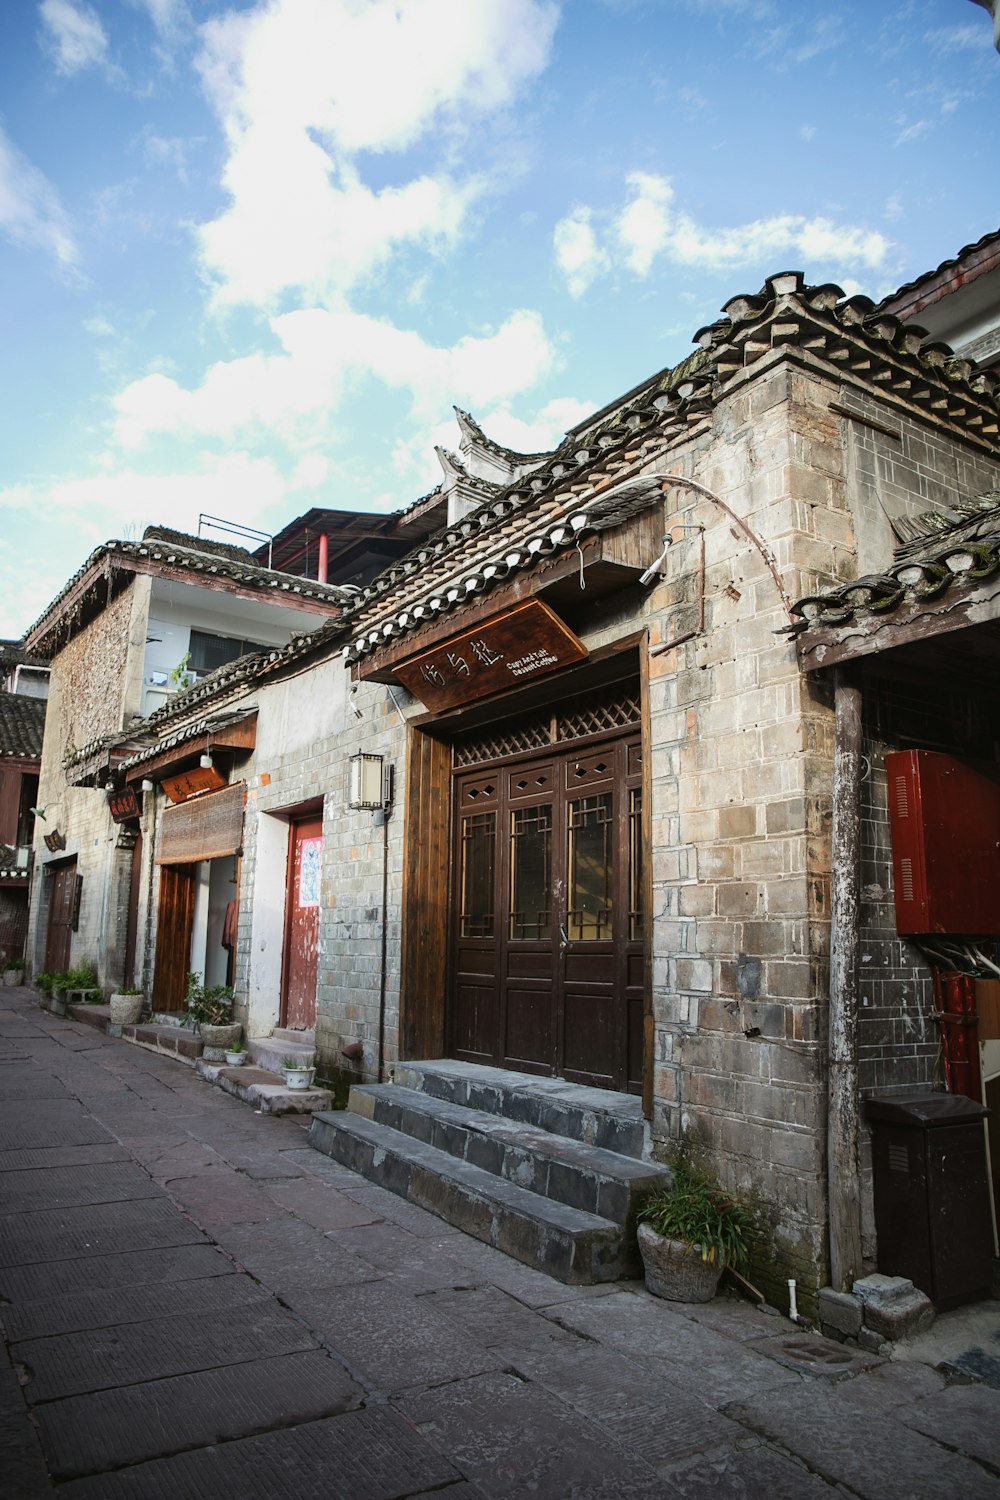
[123,833,142,989]
[44,861,77,973]
[151,864,196,1011]
[281,816,321,1029]
[450,733,643,1092]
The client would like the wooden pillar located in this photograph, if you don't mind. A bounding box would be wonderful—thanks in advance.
[828,668,864,1291]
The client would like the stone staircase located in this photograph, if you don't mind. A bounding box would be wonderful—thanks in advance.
[308,1059,670,1284]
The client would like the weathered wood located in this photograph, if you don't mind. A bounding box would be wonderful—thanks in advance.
[399,728,450,1059]
[828,670,864,1292]
[639,636,655,1121]
[151,864,195,1011]
[394,600,588,712]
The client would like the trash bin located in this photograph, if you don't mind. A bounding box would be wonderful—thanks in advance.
[866,1091,993,1309]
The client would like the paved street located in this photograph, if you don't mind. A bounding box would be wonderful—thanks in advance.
[2,983,999,1499]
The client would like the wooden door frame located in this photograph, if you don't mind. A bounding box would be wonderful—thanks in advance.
[399,632,655,1115]
[151,864,196,1011]
[44,858,78,974]
[279,814,322,1029]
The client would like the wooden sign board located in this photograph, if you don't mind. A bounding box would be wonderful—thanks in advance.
[395,599,588,712]
[161,765,227,805]
[107,786,143,824]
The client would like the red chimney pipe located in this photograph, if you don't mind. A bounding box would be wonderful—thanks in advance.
[318,532,328,584]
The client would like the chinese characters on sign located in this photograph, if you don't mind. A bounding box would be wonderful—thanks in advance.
[395,600,588,712]
[107,786,143,824]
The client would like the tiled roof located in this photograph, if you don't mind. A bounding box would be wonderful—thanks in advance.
[786,490,1000,639]
[118,708,258,773]
[0,692,46,760]
[873,229,1000,317]
[25,527,357,655]
[344,271,999,662]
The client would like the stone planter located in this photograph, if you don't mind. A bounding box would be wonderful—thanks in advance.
[109,993,144,1027]
[637,1223,725,1303]
[49,990,68,1017]
[199,1021,242,1062]
[3,967,23,986]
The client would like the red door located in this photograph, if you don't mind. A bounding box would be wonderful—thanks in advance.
[281,817,321,1029]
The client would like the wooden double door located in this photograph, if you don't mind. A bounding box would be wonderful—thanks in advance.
[450,732,644,1092]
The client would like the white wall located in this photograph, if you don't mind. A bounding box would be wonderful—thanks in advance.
[245,811,289,1036]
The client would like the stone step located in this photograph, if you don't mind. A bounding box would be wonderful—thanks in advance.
[349,1083,668,1229]
[308,1110,633,1284]
[196,1060,332,1117]
[247,1032,316,1072]
[393,1059,648,1160]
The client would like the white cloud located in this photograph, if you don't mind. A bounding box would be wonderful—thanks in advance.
[555,172,893,294]
[924,22,993,52]
[895,118,931,146]
[0,125,78,269]
[800,123,816,142]
[194,0,559,307]
[112,306,556,449]
[130,0,191,43]
[38,0,109,76]
[554,207,611,298]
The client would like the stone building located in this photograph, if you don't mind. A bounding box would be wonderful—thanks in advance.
[24,252,1000,1309]
[0,689,45,961]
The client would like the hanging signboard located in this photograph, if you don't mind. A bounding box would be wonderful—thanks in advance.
[107,786,143,824]
[161,765,227,805]
[394,599,588,712]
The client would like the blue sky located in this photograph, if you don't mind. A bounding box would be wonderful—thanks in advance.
[0,0,996,639]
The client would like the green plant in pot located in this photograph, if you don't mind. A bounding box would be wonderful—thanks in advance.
[2,955,25,985]
[636,1145,753,1303]
[280,1054,316,1090]
[184,972,241,1056]
[109,986,145,1027]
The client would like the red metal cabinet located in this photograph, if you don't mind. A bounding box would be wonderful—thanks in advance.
[886,750,1000,936]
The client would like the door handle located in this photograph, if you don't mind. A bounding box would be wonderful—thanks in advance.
[559,924,569,950]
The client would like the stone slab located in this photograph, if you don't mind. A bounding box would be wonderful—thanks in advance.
[746,1331,882,1379]
[0,1100,115,1150]
[0,1142,130,1173]
[0,1243,235,1304]
[280,1279,502,1394]
[0,1197,206,1269]
[427,1285,582,1353]
[59,1407,460,1500]
[261,1179,383,1230]
[16,1303,317,1403]
[327,1219,480,1293]
[160,1166,283,1225]
[0,1340,52,1499]
[725,1379,1000,1500]
[902,1383,1000,1470]
[397,1370,667,1498]
[661,1440,844,1498]
[2,1264,268,1341]
[0,1160,166,1215]
[211,1216,381,1292]
[35,1348,364,1479]
[0,1068,72,1100]
[549,1289,800,1404]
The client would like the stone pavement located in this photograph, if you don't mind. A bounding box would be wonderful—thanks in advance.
[2,984,999,1500]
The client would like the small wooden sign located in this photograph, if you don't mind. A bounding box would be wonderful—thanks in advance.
[395,599,588,712]
[161,765,227,805]
[107,786,143,824]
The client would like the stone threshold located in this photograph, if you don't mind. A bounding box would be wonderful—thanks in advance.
[196,1059,332,1116]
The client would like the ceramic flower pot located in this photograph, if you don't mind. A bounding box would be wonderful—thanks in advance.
[225,1050,247,1066]
[282,1065,315,1091]
[637,1223,725,1303]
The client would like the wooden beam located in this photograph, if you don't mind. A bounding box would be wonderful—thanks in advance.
[827,669,864,1292]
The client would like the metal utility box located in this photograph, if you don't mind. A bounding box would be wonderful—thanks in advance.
[866,1092,993,1309]
[885,750,1000,935]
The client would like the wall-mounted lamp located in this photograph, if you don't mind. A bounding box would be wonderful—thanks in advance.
[199,752,213,770]
[348,752,387,811]
[141,779,154,793]
[104,779,115,793]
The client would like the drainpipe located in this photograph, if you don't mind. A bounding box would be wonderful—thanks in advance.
[827,668,864,1291]
[318,533,328,585]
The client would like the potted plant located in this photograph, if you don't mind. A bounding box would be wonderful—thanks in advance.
[280,1054,316,1090]
[225,1047,248,1066]
[109,987,145,1027]
[184,972,241,1057]
[2,956,25,986]
[636,1146,753,1303]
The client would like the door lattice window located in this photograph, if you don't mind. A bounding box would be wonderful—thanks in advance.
[452,682,640,769]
